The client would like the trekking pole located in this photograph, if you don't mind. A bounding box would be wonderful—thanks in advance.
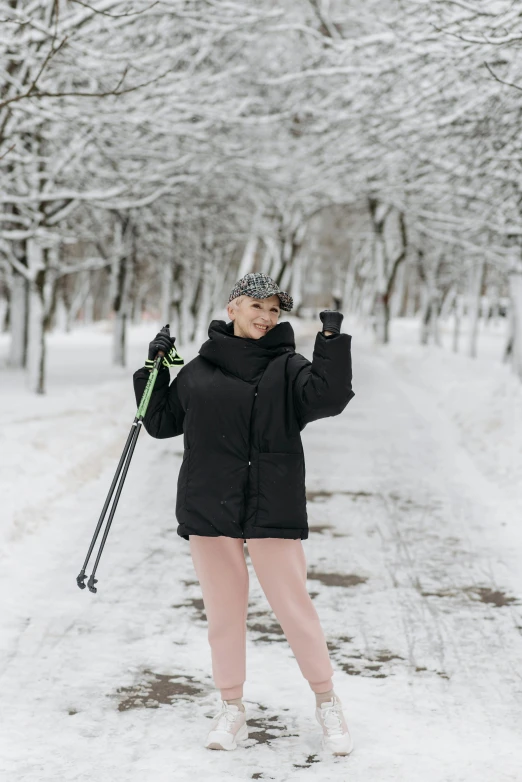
[76,325,171,593]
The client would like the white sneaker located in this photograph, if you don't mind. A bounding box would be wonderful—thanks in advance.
[204,701,249,751]
[315,693,353,756]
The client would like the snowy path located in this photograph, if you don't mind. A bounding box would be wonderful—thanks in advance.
[1,319,521,782]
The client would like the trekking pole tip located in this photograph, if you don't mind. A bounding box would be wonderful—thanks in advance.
[76,571,87,589]
[87,575,98,593]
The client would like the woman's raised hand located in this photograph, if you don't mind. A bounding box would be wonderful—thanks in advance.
[319,310,344,336]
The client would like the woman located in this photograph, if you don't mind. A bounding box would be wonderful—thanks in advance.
[133,272,355,755]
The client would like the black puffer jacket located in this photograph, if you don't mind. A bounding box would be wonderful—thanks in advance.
[133,320,354,541]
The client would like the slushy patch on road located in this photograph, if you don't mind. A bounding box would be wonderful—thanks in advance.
[307,571,368,588]
[115,671,205,711]
[420,585,519,607]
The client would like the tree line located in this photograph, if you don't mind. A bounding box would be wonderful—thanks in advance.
[1,0,521,392]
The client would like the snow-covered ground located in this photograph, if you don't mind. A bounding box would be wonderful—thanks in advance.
[1,314,521,782]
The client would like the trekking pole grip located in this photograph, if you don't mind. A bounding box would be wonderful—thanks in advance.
[137,323,170,420]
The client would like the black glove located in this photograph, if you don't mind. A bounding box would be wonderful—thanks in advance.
[145,325,184,369]
[319,310,344,335]
[148,328,174,360]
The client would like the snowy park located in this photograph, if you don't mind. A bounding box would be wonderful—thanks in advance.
[2,0,522,780]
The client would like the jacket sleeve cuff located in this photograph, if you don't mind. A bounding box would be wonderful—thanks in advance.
[319,330,343,340]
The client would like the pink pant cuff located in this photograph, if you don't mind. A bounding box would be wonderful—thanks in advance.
[309,678,334,694]
[220,685,244,700]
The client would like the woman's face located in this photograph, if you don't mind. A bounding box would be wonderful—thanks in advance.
[228,295,281,339]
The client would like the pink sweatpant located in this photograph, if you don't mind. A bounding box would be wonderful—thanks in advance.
[189,535,335,700]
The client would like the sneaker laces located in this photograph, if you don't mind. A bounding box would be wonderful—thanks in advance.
[215,702,240,731]
[320,701,344,736]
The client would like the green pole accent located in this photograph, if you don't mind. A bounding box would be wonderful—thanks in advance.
[136,356,163,419]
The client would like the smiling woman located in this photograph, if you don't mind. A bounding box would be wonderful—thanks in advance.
[132,270,355,754]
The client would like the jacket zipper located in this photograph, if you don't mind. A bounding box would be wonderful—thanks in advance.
[248,387,258,468]
[243,385,259,531]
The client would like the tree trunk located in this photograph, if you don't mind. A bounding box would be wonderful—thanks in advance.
[161,261,174,326]
[274,219,306,292]
[341,243,358,314]
[97,269,112,321]
[373,234,393,342]
[508,261,522,379]
[467,259,486,358]
[111,217,135,367]
[179,264,196,345]
[65,293,74,332]
[110,221,125,365]
[0,295,8,333]
[374,292,389,343]
[419,282,440,346]
[503,306,514,364]
[194,258,214,344]
[170,263,183,338]
[368,200,406,344]
[419,286,431,345]
[27,281,46,394]
[26,239,46,394]
[84,289,94,325]
[405,263,419,317]
[453,294,463,353]
[113,310,126,365]
[488,283,500,323]
[8,271,28,368]
[390,261,406,318]
[439,285,456,322]
[430,291,442,346]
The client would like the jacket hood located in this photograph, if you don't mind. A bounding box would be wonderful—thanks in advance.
[198,319,295,382]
